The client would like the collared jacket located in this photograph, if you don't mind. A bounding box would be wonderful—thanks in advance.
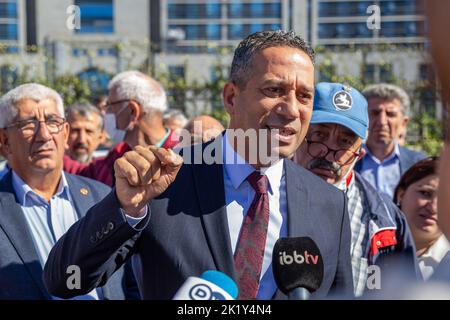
[354,172,419,283]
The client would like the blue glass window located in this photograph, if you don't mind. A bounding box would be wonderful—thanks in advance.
[380,21,425,37]
[0,2,17,18]
[168,4,221,19]
[169,24,221,40]
[380,1,423,15]
[78,68,110,94]
[228,23,281,40]
[318,1,373,17]
[0,23,18,40]
[227,3,281,18]
[318,23,372,39]
[75,0,114,34]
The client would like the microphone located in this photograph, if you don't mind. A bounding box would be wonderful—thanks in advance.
[173,270,238,300]
[272,237,324,300]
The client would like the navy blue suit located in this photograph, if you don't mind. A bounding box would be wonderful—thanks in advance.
[0,170,138,300]
[43,141,354,300]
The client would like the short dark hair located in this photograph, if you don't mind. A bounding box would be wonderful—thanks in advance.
[393,157,439,204]
[229,30,315,89]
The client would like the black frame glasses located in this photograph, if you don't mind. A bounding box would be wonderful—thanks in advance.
[304,138,362,166]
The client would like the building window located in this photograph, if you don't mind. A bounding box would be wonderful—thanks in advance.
[318,23,372,39]
[168,65,185,80]
[169,24,221,40]
[0,65,18,93]
[78,68,110,94]
[227,2,281,19]
[228,23,282,40]
[0,1,17,18]
[0,23,17,40]
[75,0,114,34]
[380,21,425,37]
[318,1,373,17]
[0,1,19,40]
[362,64,393,83]
[168,3,221,19]
[380,0,424,16]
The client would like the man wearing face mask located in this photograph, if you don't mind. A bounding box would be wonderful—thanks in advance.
[295,82,418,297]
[63,71,179,186]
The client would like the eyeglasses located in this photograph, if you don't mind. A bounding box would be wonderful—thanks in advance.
[304,139,362,166]
[104,99,131,111]
[6,116,66,138]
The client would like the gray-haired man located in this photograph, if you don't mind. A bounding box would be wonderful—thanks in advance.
[66,103,105,164]
[355,83,427,198]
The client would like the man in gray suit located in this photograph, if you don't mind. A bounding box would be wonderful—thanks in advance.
[0,83,137,300]
[44,30,354,300]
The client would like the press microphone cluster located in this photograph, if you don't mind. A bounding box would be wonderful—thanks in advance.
[173,270,238,300]
[272,237,324,300]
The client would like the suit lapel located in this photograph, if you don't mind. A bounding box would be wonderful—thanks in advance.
[65,174,92,219]
[272,161,311,299]
[191,137,237,282]
[0,172,51,299]
[285,160,310,237]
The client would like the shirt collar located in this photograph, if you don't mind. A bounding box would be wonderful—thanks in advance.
[365,142,400,164]
[421,234,450,263]
[12,170,70,205]
[222,130,283,194]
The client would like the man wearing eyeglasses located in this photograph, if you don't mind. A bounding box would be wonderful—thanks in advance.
[0,83,138,300]
[63,70,179,187]
[295,82,418,297]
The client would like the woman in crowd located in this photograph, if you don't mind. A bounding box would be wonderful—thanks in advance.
[394,157,449,280]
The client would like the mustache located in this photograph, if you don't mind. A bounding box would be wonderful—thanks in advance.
[74,143,89,149]
[308,158,343,175]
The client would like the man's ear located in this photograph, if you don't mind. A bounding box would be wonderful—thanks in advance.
[128,100,142,129]
[62,122,70,148]
[129,100,142,122]
[358,147,366,160]
[0,129,10,155]
[403,115,409,128]
[223,82,239,116]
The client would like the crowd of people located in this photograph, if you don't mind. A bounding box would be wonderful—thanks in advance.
[0,28,449,300]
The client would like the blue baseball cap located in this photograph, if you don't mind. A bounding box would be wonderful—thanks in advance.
[311,82,369,139]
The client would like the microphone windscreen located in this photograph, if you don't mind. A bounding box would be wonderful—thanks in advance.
[201,270,238,299]
[272,237,324,294]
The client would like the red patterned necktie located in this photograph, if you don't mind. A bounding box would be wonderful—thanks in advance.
[234,171,270,300]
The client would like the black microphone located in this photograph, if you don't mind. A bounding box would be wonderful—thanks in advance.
[272,237,324,300]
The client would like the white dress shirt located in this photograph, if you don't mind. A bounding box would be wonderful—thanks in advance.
[418,234,450,281]
[222,131,287,299]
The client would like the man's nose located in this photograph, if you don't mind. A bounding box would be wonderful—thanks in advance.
[276,92,300,119]
[35,121,52,141]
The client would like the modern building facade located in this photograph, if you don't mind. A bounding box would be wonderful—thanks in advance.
[0,0,436,116]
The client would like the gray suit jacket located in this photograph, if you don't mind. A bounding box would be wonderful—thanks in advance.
[43,141,354,300]
[0,170,136,300]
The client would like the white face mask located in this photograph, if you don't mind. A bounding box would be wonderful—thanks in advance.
[104,105,129,143]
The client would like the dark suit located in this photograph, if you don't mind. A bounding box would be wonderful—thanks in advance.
[43,141,354,299]
[0,170,137,300]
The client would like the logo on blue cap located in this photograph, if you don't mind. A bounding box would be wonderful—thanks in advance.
[332,86,353,111]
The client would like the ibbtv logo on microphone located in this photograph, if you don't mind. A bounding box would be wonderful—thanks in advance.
[279,250,319,265]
